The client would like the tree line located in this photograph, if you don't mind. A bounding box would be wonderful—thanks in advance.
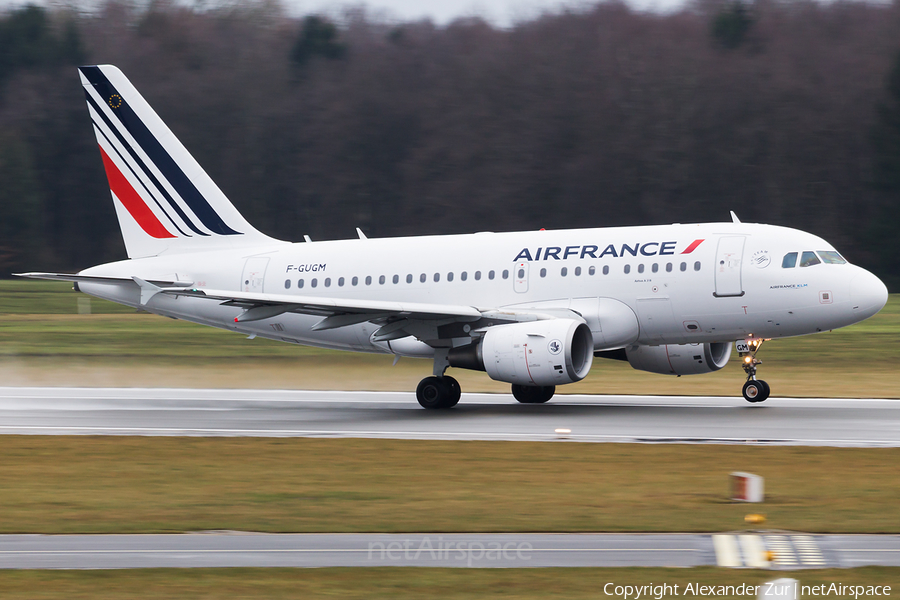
[1,0,899,289]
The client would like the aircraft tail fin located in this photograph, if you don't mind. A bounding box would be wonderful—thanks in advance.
[79,65,282,258]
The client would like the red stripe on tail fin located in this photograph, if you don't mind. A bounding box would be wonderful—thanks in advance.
[98,146,175,239]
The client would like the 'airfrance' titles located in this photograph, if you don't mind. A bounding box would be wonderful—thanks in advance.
[513,240,702,262]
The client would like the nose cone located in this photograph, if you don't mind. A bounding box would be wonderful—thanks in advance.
[850,269,889,321]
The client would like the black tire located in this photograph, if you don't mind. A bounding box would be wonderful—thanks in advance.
[742,380,768,403]
[755,380,770,403]
[534,386,555,404]
[417,376,449,409]
[512,384,555,404]
[444,376,461,408]
[511,384,535,403]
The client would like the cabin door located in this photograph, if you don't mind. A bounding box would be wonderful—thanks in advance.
[714,236,745,298]
[241,257,269,293]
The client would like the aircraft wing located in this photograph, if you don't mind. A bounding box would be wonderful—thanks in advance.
[161,287,580,344]
[15,273,570,343]
[164,286,482,322]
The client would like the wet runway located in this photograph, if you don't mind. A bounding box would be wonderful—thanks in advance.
[0,532,897,569]
[0,387,899,446]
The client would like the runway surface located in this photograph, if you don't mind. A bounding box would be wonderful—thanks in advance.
[1,387,899,446]
[0,533,897,569]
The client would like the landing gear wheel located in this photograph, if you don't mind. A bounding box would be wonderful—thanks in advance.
[739,338,771,403]
[742,380,770,403]
[416,376,459,409]
[756,380,770,402]
[511,384,556,404]
[444,376,461,408]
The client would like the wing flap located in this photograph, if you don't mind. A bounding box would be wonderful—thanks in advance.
[160,287,484,321]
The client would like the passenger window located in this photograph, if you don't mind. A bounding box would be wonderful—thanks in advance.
[311,278,318,288]
[324,278,331,287]
[502,270,509,279]
[680,262,686,272]
[475,271,482,281]
[799,251,821,267]
[637,264,644,274]
[818,251,846,264]
[448,272,454,282]
[666,263,672,273]
[298,279,304,288]
[489,270,495,280]
[561,267,568,277]
[434,273,440,282]
[782,252,798,268]
[406,274,413,284]
[540,268,547,277]
[365,276,372,285]
[284,279,291,289]
[351,277,357,286]
[652,263,658,273]
[339,277,345,286]
[461,271,467,281]
[602,265,609,275]
[420,273,426,283]
[694,261,701,271]
[378,275,385,285]
[392,275,399,284]
[575,266,581,276]
[624,265,631,274]
[589,266,596,276]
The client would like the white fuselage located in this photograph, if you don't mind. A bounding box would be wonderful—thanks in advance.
[76,221,888,358]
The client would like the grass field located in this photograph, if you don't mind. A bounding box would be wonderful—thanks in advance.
[1,280,898,397]
[1,436,898,534]
[0,567,897,599]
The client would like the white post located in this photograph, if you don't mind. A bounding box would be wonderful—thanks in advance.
[759,578,798,600]
[731,471,764,502]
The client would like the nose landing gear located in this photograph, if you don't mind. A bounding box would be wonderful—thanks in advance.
[739,339,769,403]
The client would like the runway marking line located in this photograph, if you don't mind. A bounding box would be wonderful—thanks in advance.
[713,535,741,567]
[0,425,896,447]
[739,534,769,568]
[0,548,700,555]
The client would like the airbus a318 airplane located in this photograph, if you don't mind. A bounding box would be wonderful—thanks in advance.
[19,66,889,408]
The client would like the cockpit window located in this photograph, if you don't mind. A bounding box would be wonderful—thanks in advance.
[782,252,798,268]
[818,251,846,264]
[799,251,821,267]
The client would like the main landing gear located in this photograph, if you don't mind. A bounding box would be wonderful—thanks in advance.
[415,350,461,409]
[739,338,770,403]
[416,375,461,409]
[511,384,555,404]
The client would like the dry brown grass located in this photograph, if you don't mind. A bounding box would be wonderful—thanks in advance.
[0,567,898,599]
[0,436,898,534]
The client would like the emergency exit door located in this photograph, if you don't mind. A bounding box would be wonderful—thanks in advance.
[514,261,529,293]
[714,236,745,297]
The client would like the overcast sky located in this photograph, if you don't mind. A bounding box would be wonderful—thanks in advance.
[293,0,685,25]
[0,0,686,26]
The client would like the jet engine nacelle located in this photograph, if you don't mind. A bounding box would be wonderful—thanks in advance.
[625,342,731,376]
[449,319,594,386]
